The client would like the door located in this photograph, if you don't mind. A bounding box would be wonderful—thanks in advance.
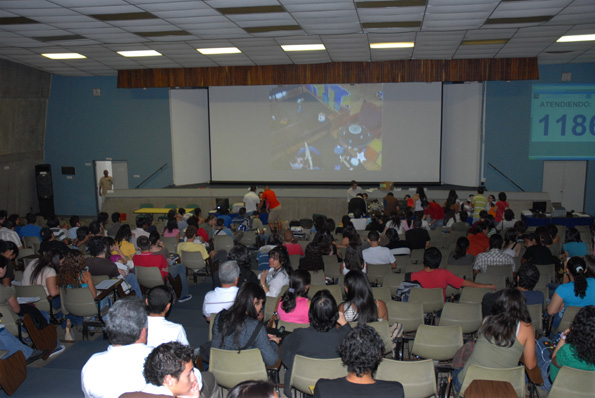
[94,160,129,212]
[542,160,586,213]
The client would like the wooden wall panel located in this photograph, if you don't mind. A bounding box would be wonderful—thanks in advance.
[117,58,539,88]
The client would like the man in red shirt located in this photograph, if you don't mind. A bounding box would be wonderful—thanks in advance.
[466,221,490,257]
[411,247,496,300]
[422,200,445,230]
[261,185,282,226]
[133,236,192,303]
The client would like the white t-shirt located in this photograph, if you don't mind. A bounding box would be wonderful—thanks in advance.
[243,191,260,213]
[202,286,239,318]
[147,316,189,348]
[22,260,56,296]
[362,246,395,265]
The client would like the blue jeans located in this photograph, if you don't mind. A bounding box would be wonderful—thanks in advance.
[429,218,444,230]
[169,264,189,297]
[0,328,33,359]
[125,274,143,297]
[536,337,554,391]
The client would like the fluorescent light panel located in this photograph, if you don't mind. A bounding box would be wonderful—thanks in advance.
[557,34,595,43]
[197,47,241,55]
[42,53,86,59]
[370,42,414,49]
[282,44,326,52]
[117,50,162,57]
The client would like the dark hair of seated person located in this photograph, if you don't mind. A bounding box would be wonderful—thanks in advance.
[228,380,276,398]
[280,269,310,314]
[217,282,265,345]
[337,325,384,377]
[565,305,595,366]
[143,342,194,388]
[146,285,173,315]
[516,263,540,291]
[422,247,442,269]
[308,289,340,332]
[344,270,378,325]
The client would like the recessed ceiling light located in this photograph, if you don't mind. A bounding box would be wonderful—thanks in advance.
[281,44,326,52]
[197,47,241,55]
[42,53,86,60]
[117,50,162,57]
[370,42,414,49]
[557,34,595,43]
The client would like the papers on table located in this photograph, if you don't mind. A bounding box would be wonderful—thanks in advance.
[17,296,40,304]
[95,279,120,290]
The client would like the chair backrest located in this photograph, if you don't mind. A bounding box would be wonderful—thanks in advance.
[181,250,205,271]
[0,305,23,337]
[385,301,424,333]
[447,264,474,281]
[13,285,51,313]
[367,263,392,285]
[548,366,595,398]
[161,236,178,254]
[289,355,346,395]
[376,358,437,398]
[459,287,492,304]
[209,348,268,389]
[556,306,582,334]
[526,303,543,336]
[324,259,341,280]
[484,264,513,279]
[458,364,525,398]
[135,266,165,289]
[308,284,343,306]
[409,288,444,313]
[277,320,310,333]
[288,254,301,269]
[263,287,287,322]
[411,324,463,361]
[91,275,109,286]
[309,270,326,285]
[475,273,507,290]
[438,302,482,334]
[409,249,425,264]
[238,230,257,247]
[213,235,234,253]
[22,236,41,250]
[371,286,391,304]
[383,273,405,297]
[346,321,392,355]
[404,263,424,274]
[16,248,34,260]
[60,287,99,317]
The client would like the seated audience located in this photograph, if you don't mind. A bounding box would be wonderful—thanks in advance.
[411,247,496,301]
[107,212,122,238]
[58,250,97,299]
[341,244,366,275]
[39,227,69,255]
[298,241,324,273]
[453,289,537,392]
[281,289,351,398]
[47,216,68,242]
[277,269,311,324]
[282,230,304,256]
[522,228,560,268]
[535,305,595,392]
[383,212,403,236]
[115,224,136,262]
[203,261,239,321]
[22,249,62,299]
[481,263,544,317]
[0,240,18,286]
[497,208,516,232]
[422,200,445,230]
[447,237,475,266]
[405,218,431,250]
[228,380,276,398]
[163,218,180,241]
[213,245,258,289]
[547,257,595,329]
[338,225,362,249]
[211,282,280,367]
[563,227,588,258]
[314,325,404,398]
[213,218,233,238]
[466,221,490,256]
[259,245,292,297]
[384,228,411,257]
[362,230,396,269]
[134,236,191,303]
[502,228,522,258]
[340,270,387,323]
[0,220,23,249]
[145,286,189,348]
[177,226,211,260]
[473,233,514,276]
[18,213,41,240]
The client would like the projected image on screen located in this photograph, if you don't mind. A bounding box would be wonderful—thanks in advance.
[269,84,383,171]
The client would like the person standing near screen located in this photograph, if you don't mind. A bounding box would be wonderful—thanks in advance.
[346,180,363,202]
[99,170,113,196]
[243,185,260,215]
[261,185,282,227]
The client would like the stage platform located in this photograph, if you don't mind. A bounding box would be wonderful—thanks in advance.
[103,184,551,225]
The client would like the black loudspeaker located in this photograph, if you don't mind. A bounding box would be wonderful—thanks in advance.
[35,164,55,218]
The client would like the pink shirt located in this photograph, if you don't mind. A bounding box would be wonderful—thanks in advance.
[277,296,310,324]
[163,228,180,238]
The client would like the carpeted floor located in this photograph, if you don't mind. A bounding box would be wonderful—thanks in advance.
[2,279,213,397]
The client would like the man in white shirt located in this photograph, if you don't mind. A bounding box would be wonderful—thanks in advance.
[202,261,239,321]
[81,297,167,398]
[362,230,397,269]
[243,185,260,215]
[131,217,150,245]
[0,220,23,249]
[346,180,363,202]
[146,286,189,348]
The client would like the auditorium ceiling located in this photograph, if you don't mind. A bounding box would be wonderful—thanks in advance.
[0,0,593,76]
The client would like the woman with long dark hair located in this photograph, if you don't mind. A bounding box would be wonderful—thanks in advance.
[547,257,595,328]
[57,250,96,298]
[114,224,135,262]
[211,282,280,366]
[563,227,588,258]
[536,305,595,391]
[339,270,387,324]
[259,245,292,297]
[443,189,460,225]
[277,269,311,324]
[454,288,537,391]
[447,237,475,265]
[22,249,63,297]
[162,217,180,241]
[338,225,361,248]
[383,211,403,236]
[340,244,366,275]
[298,242,324,273]
[502,228,522,258]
